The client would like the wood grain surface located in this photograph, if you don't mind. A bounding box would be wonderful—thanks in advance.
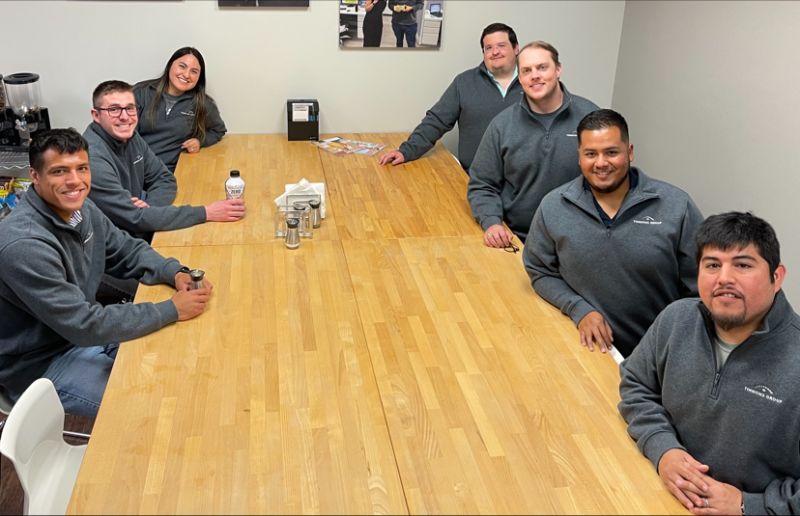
[152,135,330,248]
[68,134,684,514]
[69,242,406,514]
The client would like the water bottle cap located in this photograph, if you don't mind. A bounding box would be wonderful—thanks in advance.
[229,170,240,177]
[308,199,320,208]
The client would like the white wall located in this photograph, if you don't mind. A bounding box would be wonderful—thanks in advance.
[612,1,800,303]
[2,0,623,145]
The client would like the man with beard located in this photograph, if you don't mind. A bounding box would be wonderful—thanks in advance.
[619,211,800,516]
[523,109,702,357]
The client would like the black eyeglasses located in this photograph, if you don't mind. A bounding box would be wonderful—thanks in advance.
[503,242,520,254]
[94,105,138,117]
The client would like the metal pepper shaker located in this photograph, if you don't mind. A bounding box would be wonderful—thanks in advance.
[292,202,313,238]
[189,269,205,290]
[285,218,300,249]
[308,199,321,229]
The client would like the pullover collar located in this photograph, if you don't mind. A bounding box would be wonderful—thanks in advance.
[698,290,796,346]
[88,121,130,156]
[519,81,573,120]
[478,62,520,90]
[24,186,84,235]
[561,166,659,223]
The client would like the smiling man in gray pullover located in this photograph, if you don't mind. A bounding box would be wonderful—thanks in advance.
[84,80,244,239]
[0,129,212,417]
[468,40,598,248]
[524,109,703,357]
[379,23,522,171]
[619,212,800,515]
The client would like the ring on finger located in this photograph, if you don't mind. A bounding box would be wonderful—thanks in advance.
[702,497,709,508]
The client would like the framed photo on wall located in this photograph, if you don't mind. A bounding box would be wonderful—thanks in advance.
[219,0,309,7]
[339,0,443,49]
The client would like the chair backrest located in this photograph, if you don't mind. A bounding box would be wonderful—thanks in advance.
[0,378,86,515]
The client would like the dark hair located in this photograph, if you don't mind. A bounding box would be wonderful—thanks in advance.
[480,23,518,50]
[577,109,630,145]
[29,128,89,172]
[142,47,211,143]
[695,211,781,279]
[92,80,134,108]
[518,40,560,66]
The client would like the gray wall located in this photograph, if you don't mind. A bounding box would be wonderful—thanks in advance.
[2,0,623,141]
[613,1,800,303]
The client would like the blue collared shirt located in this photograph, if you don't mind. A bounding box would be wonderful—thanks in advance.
[486,66,518,98]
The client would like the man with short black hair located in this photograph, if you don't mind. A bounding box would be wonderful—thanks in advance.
[524,109,703,357]
[468,40,598,247]
[378,22,522,171]
[619,212,800,515]
[84,80,244,239]
[0,128,212,417]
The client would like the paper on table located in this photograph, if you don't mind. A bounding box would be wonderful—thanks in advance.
[609,346,625,365]
[274,178,326,218]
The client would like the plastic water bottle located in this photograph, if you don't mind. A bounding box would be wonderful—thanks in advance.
[225,170,245,199]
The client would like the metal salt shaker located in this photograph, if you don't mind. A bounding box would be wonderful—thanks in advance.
[308,199,321,229]
[292,202,313,238]
[285,218,301,249]
[189,269,205,290]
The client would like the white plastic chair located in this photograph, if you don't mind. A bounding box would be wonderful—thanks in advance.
[0,378,87,515]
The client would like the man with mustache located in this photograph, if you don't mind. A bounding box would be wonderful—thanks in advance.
[619,212,800,515]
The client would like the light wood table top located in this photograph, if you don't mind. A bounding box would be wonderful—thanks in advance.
[342,236,681,514]
[152,134,329,247]
[69,134,684,514]
[69,242,407,514]
[319,133,476,240]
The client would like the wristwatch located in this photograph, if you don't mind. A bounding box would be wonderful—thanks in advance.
[177,266,192,275]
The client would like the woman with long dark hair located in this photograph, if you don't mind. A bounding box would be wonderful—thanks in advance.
[134,47,226,172]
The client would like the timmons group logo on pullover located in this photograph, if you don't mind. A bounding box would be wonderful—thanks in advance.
[744,384,784,405]
[633,215,662,225]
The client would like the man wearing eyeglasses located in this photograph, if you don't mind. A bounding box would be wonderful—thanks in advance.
[378,23,522,172]
[84,80,244,241]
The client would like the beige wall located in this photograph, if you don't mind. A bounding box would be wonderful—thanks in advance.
[612,1,800,303]
[2,0,623,140]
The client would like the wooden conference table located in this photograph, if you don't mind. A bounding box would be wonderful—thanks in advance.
[68,134,683,514]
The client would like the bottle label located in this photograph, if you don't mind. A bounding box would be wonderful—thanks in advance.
[225,179,245,199]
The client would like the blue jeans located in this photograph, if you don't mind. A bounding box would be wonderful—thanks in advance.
[392,21,417,47]
[41,343,119,417]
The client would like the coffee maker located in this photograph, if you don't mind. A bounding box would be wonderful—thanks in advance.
[0,73,51,151]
